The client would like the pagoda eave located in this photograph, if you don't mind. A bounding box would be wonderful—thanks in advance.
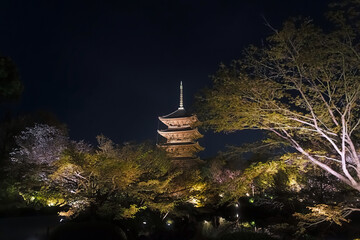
[158,142,204,151]
[158,115,199,128]
[157,128,203,139]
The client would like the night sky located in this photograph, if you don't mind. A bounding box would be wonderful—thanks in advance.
[0,0,329,157]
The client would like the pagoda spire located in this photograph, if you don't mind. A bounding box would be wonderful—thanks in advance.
[179,81,184,110]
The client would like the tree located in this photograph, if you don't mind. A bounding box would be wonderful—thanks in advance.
[8,124,205,220]
[0,111,65,162]
[197,3,360,192]
[11,123,69,165]
[8,124,70,206]
[51,136,188,219]
[0,55,24,185]
[0,56,22,103]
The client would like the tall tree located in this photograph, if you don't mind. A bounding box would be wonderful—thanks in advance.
[11,124,69,166]
[197,3,360,192]
[8,124,70,205]
[0,56,22,104]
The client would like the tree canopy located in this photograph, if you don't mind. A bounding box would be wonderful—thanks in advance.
[197,2,360,192]
[7,124,205,220]
[0,56,22,103]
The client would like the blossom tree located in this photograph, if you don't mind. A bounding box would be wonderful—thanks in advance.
[11,124,69,165]
[7,124,69,206]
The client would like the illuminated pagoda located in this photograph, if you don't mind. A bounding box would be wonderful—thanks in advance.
[157,82,204,167]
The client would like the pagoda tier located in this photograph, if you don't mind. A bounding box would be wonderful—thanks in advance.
[157,128,203,143]
[158,142,204,158]
[159,109,199,128]
[157,82,204,167]
[171,157,204,168]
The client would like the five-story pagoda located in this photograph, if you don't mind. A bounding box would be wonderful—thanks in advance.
[157,82,203,167]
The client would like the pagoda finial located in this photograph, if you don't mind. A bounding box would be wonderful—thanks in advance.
[179,81,184,109]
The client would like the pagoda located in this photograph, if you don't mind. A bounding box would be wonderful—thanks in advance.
[157,82,204,167]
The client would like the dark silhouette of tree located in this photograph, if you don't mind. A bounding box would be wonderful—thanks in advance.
[0,56,22,104]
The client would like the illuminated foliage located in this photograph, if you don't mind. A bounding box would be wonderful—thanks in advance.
[120,204,147,219]
[50,136,178,218]
[7,124,199,218]
[7,124,208,219]
[6,124,70,207]
[204,147,313,205]
[294,204,353,227]
[10,124,69,165]
[18,186,66,208]
[50,135,208,219]
[197,2,360,192]
[293,203,360,235]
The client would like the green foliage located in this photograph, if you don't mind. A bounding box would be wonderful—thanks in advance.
[51,136,177,218]
[293,203,360,236]
[119,204,147,219]
[47,135,207,219]
[206,146,314,204]
[294,204,351,227]
[19,186,66,208]
[5,123,208,220]
[0,113,67,207]
[0,182,21,204]
[198,18,360,136]
[197,4,360,234]
[197,1,360,191]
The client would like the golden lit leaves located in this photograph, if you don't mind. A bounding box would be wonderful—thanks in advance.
[196,13,360,192]
[58,209,75,217]
[294,204,351,227]
[210,151,315,203]
[47,136,182,219]
[120,204,147,219]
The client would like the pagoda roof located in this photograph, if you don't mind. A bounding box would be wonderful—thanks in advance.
[160,108,192,119]
[157,128,203,140]
[158,127,193,132]
[171,157,205,163]
[160,142,197,146]
[159,141,204,150]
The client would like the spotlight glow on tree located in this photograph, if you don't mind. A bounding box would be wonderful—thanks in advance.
[197,6,360,192]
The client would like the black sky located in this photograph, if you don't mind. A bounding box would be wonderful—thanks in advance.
[0,0,329,157]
